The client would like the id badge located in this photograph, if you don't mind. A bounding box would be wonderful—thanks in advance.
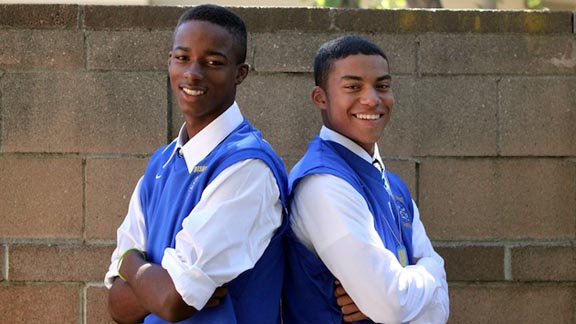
[397,245,408,267]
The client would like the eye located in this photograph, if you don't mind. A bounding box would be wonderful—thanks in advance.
[207,60,224,66]
[344,84,360,90]
[376,83,391,91]
[173,54,188,62]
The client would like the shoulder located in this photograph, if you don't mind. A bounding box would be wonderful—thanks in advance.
[289,138,355,186]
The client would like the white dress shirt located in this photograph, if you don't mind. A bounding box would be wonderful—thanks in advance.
[105,102,283,310]
[290,126,449,324]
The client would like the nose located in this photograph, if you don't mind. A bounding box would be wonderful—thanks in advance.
[359,87,382,107]
[183,61,204,80]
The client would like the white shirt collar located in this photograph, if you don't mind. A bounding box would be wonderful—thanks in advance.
[175,102,244,173]
[319,125,385,172]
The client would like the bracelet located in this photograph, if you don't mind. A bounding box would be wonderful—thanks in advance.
[117,248,146,282]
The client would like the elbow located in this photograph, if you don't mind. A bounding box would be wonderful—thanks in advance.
[155,290,197,323]
[375,300,414,324]
[365,291,418,324]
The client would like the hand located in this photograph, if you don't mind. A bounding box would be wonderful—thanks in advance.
[334,280,369,322]
[205,285,227,307]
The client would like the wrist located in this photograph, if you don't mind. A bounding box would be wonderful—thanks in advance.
[117,248,147,282]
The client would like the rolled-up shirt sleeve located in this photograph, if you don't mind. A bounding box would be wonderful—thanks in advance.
[162,159,283,310]
[291,174,448,324]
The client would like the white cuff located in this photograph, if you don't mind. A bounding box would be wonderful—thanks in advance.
[416,256,446,284]
[104,260,120,289]
[162,249,218,310]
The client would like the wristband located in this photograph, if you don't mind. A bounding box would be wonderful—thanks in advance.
[117,248,146,282]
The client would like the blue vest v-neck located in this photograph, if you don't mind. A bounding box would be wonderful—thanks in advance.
[284,136,414,324]
[139,119,288,324]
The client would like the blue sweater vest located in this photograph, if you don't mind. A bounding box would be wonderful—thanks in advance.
[283,137,415,324]
[138,120,288,324]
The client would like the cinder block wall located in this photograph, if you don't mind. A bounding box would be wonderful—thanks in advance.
[1,4,574,324]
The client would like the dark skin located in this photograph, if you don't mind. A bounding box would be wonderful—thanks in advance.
[335,280,369,322]
[108,251,227,323]
[169,20,248,138]
[107,19,248,324]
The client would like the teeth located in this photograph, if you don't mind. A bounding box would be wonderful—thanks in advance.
[182,88,205,96]
[356,114,381,120]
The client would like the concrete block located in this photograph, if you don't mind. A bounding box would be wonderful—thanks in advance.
[0,4,78,29]
[235,72,319,159]
[87,31,172,71]
[500,77,576,156]
[0,158,83,239]
[511,245,576,282]
[83,5,182,30]
[419,158,575,240]
[0,30,84,70]
[419,34,576,75]
[251,32,326,73]
[85,158,149,240]
[381,76,499,157]
[436,246,505,281]
[86,286,115,324]
[252,32,416,74]
[9,245,114,282]
[0,284,81,324]
[449,285,575,324]
[1,72,167,154]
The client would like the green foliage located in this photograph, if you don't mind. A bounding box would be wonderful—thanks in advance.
[314,0,345,7]
[372,0,407,9]
[525,0,545,9]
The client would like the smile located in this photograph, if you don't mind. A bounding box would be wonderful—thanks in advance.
[182,87,206,96]
[355,114,382,120]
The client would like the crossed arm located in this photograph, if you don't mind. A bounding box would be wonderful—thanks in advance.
[291,174,449,323]
[108,251,227,323]
[105,160,283,323]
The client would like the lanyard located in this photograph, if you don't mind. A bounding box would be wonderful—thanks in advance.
[373,160,408,267]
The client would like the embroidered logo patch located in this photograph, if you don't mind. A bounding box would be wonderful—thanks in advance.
[397,203,412,229]
[193,165,206,173]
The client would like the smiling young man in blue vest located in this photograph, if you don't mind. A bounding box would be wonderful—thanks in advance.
[283,35,449,324]
[104,5,288,323]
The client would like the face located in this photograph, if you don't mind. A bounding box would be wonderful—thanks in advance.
[313,54,394,155]
[168,20,249,137]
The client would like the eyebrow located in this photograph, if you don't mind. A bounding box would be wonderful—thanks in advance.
[173,45,190,52]
[340,74,392,82]
[172,46,228,59]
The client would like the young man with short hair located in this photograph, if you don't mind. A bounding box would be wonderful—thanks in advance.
[283,35,449,324]
[105,5,288,323]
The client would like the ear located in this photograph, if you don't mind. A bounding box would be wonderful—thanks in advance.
[235,63,250,85]
[168,51,173,66]
[311,86,328,111]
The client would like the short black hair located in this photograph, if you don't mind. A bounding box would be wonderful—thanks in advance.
[176,4,247,64]
[314,35,389,89]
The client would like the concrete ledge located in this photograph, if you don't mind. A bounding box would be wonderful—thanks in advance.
[0,4,78,29]
[83,5,182,30]
[1,5,574,34]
